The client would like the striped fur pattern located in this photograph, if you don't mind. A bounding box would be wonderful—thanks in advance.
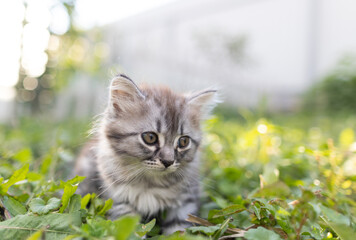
[75,74,217,234]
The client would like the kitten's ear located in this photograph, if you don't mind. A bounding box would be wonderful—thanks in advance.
[187,89,219,119]
[109,74,145,114]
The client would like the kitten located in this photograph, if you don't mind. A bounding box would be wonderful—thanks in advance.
[75,74,217,234]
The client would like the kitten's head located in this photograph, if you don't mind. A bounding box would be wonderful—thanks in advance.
[103,74,217,175]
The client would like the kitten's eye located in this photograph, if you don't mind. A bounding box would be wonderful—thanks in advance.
[178,136,190,148]
[142,132,158,145]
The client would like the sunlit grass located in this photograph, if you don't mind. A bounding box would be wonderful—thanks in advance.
[0,113,356,239]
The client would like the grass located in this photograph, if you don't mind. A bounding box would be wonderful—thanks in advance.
[0,111,356,240]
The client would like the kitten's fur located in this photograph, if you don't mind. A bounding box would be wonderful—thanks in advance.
[75,74,217,234]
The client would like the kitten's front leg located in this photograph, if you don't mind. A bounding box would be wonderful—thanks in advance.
[108,202,137,220]
[162,199,198,235]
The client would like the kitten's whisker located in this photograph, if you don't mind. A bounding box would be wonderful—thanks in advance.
[175,169,191,188]
[123,168,144,186]
[103,162,142,179]
[179,168,217,191]
[97,177,122,197]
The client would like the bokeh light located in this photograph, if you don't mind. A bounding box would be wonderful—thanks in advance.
[23,77,39,91]
[21,1,51,78]
[0,0,25,100]
[49,3,70,35]
[257,124,268,134]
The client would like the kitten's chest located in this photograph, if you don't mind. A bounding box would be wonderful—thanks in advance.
[110,183,182,215]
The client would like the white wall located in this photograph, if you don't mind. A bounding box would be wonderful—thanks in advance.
[316,0,356,76]
[104,0,356,110]
[2,0,356,122]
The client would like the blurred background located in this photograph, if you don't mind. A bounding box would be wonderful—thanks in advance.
[1,0,356,122]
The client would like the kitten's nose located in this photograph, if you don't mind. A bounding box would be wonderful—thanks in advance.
[160,159,174,168]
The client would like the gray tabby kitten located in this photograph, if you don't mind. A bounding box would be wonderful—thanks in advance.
[75,74,217,234]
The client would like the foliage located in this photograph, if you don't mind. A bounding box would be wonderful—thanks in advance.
[303,56,356,114]
[1,113,356,239]
[16,0,109,114]
[29,197,61,215]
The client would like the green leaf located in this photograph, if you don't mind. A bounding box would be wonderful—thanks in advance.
[13,148,32,163]
[27,172,43,181]
[97,198,113,216]
[0,212,82,240]
[1,196,27,217]
[68,194,81,213]
[210,195,229,208]
[320,205,350,225]
[78,219,112,238]
[208,209,225,224]
[212,217,231,240]
[81,193,91,209]
[40,154,52,175]
[112,215,140,240]
[253,181,291,198]
[0,164,29,194]
[231,211,253,229]
[59,183,78,213]
[64,176,86,186]
[57,177,84,213]
[321,217,355,240]
[57,176,85,193]
[62,235,79,240]
[187,225,220,236]
[29,198,61,215]
[26,229,43,240]
[212,204,245,218]
[162,232,208,240]
[91,197,105,215]
[136,218,156,237]
[252,201,262,220]
[244,227,283,240]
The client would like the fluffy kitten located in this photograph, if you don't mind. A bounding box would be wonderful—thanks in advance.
[75,74,217,234]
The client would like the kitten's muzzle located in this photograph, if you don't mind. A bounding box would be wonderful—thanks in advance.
[160,159,174,168]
